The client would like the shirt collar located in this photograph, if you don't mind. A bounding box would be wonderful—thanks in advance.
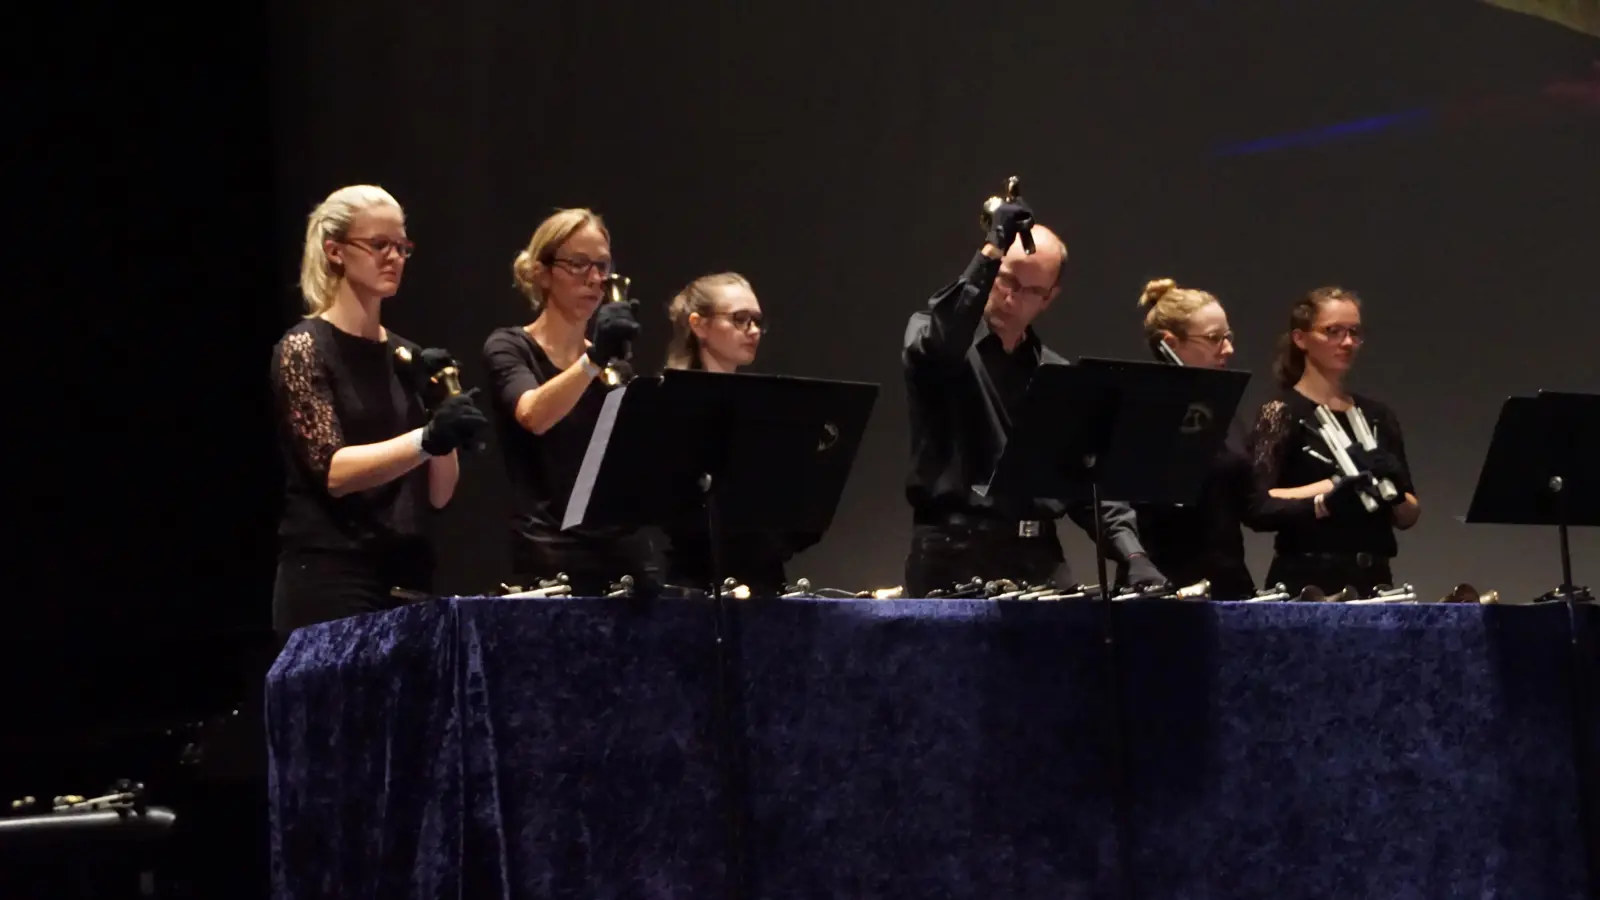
[976,319,1042,359]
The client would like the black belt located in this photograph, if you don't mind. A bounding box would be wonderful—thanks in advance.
[916,510,1050,539]
[1283,551,1391,569]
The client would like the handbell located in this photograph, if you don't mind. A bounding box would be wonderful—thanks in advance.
[978,175,1035,255]
[600,273,635,386]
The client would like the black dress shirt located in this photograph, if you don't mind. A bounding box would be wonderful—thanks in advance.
[902,251,1145,561]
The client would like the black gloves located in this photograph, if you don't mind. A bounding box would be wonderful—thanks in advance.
[421,389,489,456]
[1322,473,1377,518]
[1125,554,1167,590]
[1349,445,1405,486]
[588,301,641,368]
[985,197,1035,255]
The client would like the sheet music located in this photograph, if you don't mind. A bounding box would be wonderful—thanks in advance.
[561,387,627,531]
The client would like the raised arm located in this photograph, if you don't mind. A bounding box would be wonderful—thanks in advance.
[903,248,1002,368]
[483,331,596,436]
[273,331,428,498]
[904,198,1033,368]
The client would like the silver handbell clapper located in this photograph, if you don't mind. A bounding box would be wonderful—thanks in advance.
[1344,584,1419,604]
[1310,406,1381,513]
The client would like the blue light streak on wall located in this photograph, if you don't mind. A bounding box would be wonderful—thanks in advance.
[1214,108,1436,156]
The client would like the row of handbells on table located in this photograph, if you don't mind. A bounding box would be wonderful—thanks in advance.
[490,573,1559,605]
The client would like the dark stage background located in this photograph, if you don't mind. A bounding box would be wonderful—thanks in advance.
[20,1,1600,631]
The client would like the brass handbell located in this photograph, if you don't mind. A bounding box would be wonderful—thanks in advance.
[600,273,634,386]
[978,175,1035,255]
[1441,583,1501,604]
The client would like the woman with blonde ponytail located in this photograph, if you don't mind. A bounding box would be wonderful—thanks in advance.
[269,185,487,634]
[1128,278,1315,599]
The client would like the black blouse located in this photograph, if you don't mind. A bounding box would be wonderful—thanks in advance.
[269,318,431,555]
[1249,388,1416,558]
[482,326,614,534]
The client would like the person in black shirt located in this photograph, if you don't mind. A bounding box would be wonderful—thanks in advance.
[271,185,488,635]
[1249,286,1420,596]
[656,272,817,595]
[1130,278,1316,599]
[483,208,655,596]
[902,201,1166,596]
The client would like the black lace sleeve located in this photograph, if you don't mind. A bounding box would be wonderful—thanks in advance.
[1249,399,1295,499]
[272,330,345,478]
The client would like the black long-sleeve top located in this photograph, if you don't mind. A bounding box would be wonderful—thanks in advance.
[269,318,432,555]
[1249,388,1415,558]
[1132,417,1315,598]
[903,252,1145,561]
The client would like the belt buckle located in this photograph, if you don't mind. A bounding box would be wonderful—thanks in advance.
[1355,552,1374,568]
[1017,520,1042,538]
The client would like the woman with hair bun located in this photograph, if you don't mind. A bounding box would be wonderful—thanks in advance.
[482,208,657,596]
[1130,278,1321,598]
[1248,286,1419,596]
[269,185,487,634]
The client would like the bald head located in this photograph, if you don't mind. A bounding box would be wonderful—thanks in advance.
[1004,223,1067,283]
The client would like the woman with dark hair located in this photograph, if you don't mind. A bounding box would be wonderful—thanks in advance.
[1249,286,1420,596]
[656,272,814,595]
[482,208,657,596]
[1130,278,1317,599]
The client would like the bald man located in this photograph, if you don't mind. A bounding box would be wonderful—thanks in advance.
[901,201,1166,596]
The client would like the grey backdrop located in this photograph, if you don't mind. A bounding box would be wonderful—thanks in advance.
[271,0,1598,604]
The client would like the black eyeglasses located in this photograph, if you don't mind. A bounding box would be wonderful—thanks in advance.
[1314,324,1365,344]
[345,236,415,259]
[712,311,767,334]
[547,256,613,279]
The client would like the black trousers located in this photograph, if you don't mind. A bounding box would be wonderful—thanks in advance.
[1266,552,1395,598]
[272,544,433,636]
[904,521,1064,598]
[511,524,661,598]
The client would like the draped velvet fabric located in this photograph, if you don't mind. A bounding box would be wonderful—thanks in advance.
[267,598,1597,899]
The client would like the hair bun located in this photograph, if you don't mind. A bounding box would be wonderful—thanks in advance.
[1138,278,1177,311]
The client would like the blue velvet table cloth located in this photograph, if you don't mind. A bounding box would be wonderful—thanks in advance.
[267,599,1597,899]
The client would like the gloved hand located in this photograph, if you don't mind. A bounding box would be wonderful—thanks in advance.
[1125,553,1167,590]
[985,198,1035,255]
[416,347,459,408]
[588,301,641,368]
[1322,472,1378,518]
[421,389,489,456]
[1348,445,1404,484]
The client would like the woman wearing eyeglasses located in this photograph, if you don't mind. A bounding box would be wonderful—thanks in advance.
[655,273,814,594]
[482,208,656,596]
[270,185,488,635]
[1128,279,1320,599]
[1249,286,1420,596]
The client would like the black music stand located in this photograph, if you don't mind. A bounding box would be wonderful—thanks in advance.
[984,358,1251,597]
[562,368,877,900]
[981,357,1247,900]
[1465,390,1598,594]
[562,369,878,593]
